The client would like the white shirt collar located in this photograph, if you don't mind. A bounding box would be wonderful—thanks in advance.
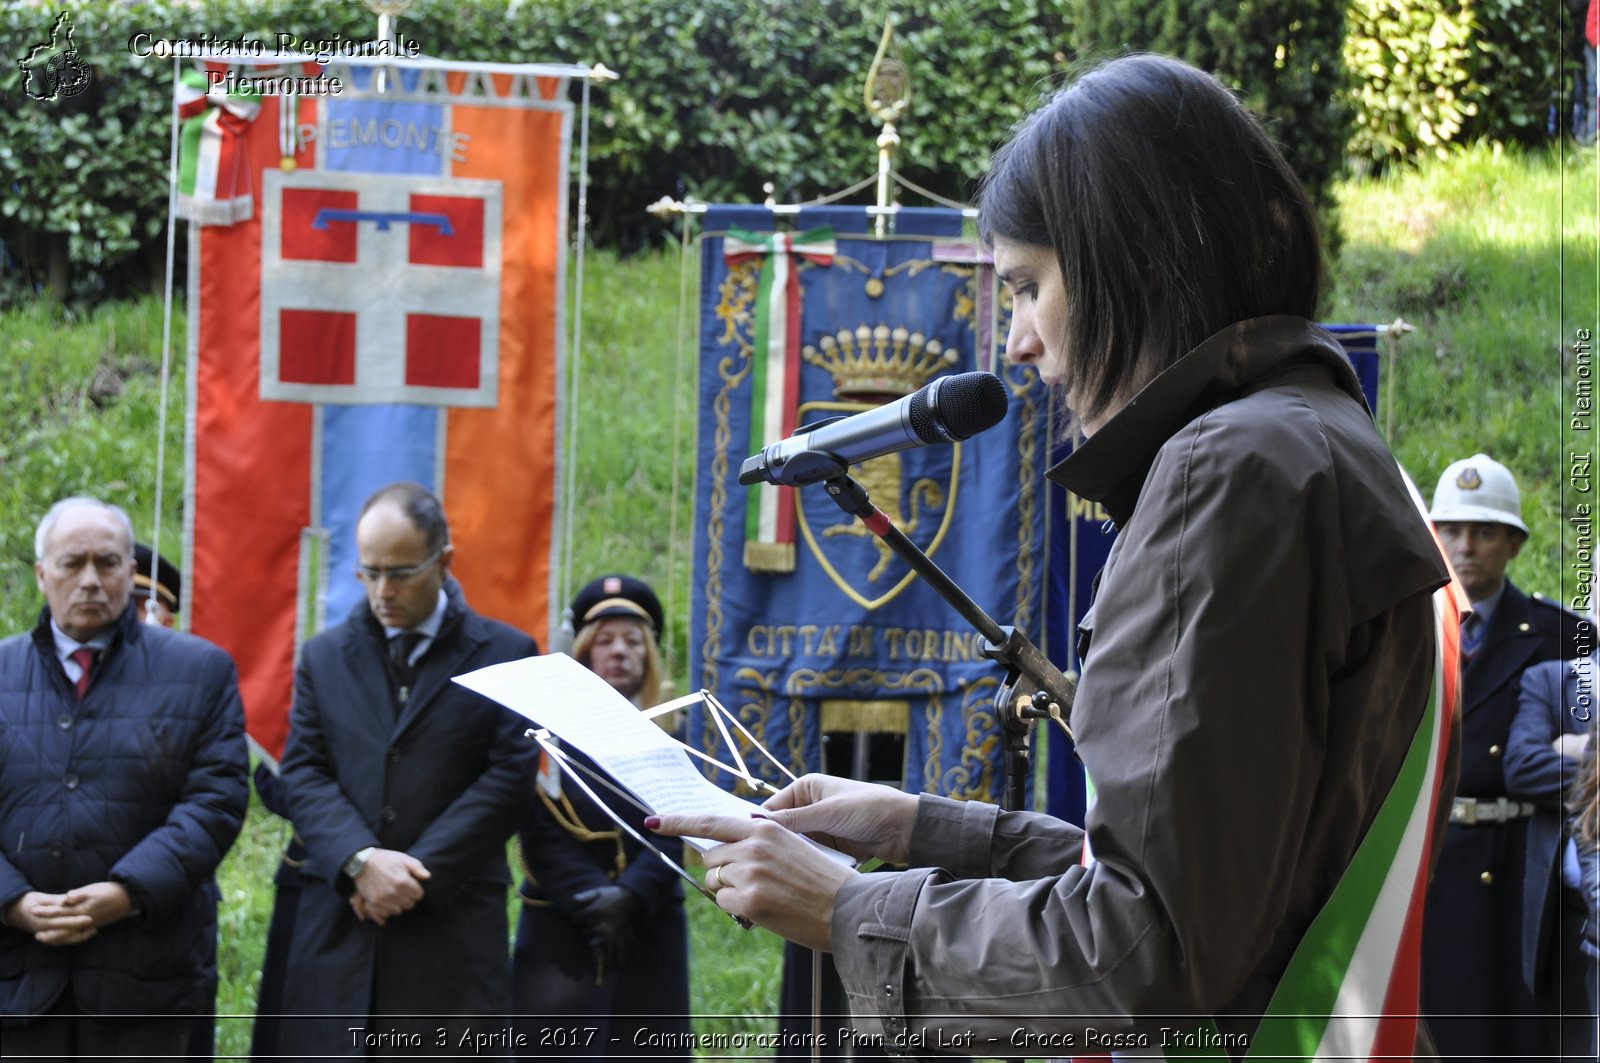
[1470,581,1507,629]
[382,588,448,647]
[50,617,114,664]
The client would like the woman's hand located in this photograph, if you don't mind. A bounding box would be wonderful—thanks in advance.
[762,773,920,865]
[647,812,855,951]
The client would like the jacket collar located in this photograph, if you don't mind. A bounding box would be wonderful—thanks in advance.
[1461,579,1542,713]
[32,600,144,659]
[346,577,480,734]
[1047,316,1365,526]
[350,576,470,646]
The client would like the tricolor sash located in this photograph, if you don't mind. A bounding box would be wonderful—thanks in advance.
[175,66,263,226]
[1078,556,1460,1060]
[722,226,836,572]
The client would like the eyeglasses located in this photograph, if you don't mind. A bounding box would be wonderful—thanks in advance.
[355,546,445,584]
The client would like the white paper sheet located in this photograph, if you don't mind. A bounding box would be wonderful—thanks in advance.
[452,653,766,850]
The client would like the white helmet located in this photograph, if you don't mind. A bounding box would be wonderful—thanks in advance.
[1429,453,1529,536]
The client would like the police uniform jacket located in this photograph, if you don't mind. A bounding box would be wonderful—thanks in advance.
[512,745,690,1057]
[827,316,1453,1051]
[1507,657,1596,998]
[279,579,537,1054]
[1420,579,1588,1059]
[0,604,248,1018]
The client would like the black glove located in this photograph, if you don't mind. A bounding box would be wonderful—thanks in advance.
[570,884,641,973]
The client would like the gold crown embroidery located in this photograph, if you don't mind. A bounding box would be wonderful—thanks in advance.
[803,324,958,400]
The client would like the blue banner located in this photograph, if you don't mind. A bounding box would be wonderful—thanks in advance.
[689,207,1050,803]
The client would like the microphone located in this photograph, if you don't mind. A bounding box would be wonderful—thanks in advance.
[738,371,1009,487]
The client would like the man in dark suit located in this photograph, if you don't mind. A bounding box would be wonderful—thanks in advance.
[278,481,538,1056]
[0,497,247,1059]
[1420,454,1592,1061]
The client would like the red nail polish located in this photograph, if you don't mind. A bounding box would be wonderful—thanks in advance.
[644,816,661,830]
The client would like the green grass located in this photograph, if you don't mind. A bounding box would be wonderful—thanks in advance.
[3,142,1598,1057]
[0,295,186,634]
[1327,141,1599,607]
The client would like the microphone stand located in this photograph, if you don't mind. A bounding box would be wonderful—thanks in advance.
[815,468,1076,811]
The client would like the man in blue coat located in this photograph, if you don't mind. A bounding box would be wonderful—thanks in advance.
[1509,655,1598,1055]
[279,481,538,1057]
[1420,455,1593,1061]
[0,497,248,1058]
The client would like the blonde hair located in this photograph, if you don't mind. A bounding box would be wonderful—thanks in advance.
[572,615,665,709]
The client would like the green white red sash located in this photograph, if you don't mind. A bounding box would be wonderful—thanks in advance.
[175,66,262,226]
[1077,524,1462,1060]
[723,226,836,572]
[1226,579,1459,1060]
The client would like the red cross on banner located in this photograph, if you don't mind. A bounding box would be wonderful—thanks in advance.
[259,169,504,407]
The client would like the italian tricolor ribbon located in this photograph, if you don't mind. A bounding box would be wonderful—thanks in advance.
[724,226,836,572]
[1079,472,1463,1062]
[175,65,262,226]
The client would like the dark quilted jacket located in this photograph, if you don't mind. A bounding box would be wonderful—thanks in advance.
[0,604,248,1017]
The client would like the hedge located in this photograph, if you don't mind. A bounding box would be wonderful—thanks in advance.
[1346,0,1590,165]
[0,0,1585,304]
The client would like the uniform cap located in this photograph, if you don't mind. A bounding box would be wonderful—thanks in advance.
[133,543,183,612]
[570,574,663,642]
[1429,454,1529,535]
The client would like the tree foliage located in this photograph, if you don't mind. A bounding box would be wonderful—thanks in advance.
[0,0,1584,303]
[1345,0,1589,165]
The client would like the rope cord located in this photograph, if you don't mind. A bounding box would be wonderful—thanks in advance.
[891,171,973,214]
[665,212,696,681]
[151,56,184,616]
[560,76,595,619]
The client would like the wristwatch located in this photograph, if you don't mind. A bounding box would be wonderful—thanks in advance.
[342,846,376,880]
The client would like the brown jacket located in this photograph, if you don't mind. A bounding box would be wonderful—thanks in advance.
[830,317,1454,1054]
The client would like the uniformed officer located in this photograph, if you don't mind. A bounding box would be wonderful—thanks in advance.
[1420,454,1592,1061]
[131,542,181,627]
[511,575,692,1059]
[129,544,223,1058]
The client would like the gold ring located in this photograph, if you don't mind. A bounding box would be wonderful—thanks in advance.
[709,865,725,890]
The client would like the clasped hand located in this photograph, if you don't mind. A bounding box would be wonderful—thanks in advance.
[3,882,134,946]
[648,774,919,951]
[349,849,431,925]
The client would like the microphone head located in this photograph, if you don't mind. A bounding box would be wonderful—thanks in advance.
[909,371,1009,443]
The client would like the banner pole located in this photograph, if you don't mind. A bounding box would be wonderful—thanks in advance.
[151,55,183,625]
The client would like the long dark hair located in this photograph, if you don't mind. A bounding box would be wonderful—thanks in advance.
[978,53,1324,426]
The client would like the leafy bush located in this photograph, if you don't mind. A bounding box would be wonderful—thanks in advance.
[1345,0,1588,166]
[5,0,1581,299]
[1059,0,1353,245]
[1345,0,1482,163]
[1,0,1073,299]
[1466,0,1588,143]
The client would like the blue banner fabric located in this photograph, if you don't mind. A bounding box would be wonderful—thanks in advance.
[690,207,1049,803]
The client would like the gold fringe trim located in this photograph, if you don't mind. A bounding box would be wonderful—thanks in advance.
[821,699,910,734]
[743,541,796,572]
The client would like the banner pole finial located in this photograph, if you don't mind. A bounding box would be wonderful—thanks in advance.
[863,16,911,238]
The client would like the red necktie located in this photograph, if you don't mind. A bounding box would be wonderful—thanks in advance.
[71,647,96,700]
